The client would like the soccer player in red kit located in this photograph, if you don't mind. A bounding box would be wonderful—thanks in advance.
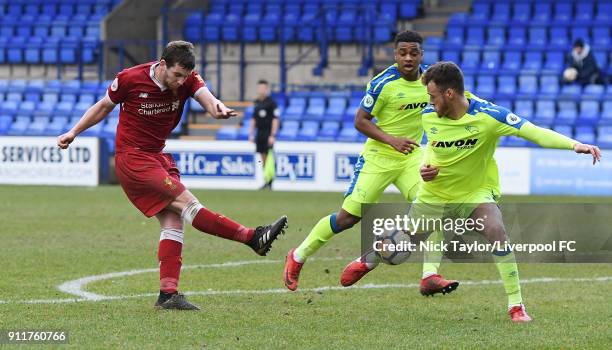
[57,41,288,310]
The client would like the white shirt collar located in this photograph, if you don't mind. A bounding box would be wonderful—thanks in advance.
[149,62,167,91]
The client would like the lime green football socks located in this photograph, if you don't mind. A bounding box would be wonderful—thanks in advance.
[493,249,523,307]
[294,214,340,262]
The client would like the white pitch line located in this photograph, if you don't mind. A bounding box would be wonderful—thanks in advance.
[56,258,344,301]
[1,275,611,305]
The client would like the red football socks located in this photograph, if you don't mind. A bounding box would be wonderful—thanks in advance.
[158,239,182,293]
[192,207,254,243]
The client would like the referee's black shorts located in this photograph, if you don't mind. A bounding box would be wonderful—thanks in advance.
[255,132,272,154]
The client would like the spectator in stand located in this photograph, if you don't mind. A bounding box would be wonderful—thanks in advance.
[563,38,604,85]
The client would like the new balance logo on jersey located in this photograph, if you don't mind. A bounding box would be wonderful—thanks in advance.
[139,93,148,98]
[431,138,478,149]
[399,102,428,110]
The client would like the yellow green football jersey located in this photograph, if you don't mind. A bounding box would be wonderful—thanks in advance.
[420,92,528,200]
[359,63,429,162]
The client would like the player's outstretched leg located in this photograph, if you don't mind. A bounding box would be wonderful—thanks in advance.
[180,198,287,256]
[284,210,359,291]
[340,249,380,287]
[247,215,288,256]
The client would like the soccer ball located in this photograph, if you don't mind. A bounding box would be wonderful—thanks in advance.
[563,67,578,82]
[375,229,412,265]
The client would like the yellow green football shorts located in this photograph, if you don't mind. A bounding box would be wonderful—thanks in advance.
[342,152,422,217]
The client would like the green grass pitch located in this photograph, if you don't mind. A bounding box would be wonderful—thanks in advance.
[1,185,611,349]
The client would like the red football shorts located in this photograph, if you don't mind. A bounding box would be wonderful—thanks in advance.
[115,150,186,217]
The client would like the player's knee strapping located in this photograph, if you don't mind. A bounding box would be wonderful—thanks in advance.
[181,200,204,225]
[159,228,185,244]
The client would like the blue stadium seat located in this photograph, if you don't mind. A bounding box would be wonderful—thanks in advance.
[552,2,572,24]
[595,2,612,25]
[570,26,590,43]
[41,91,59,104]
[343,97,360,122]
[496,75,516,98]
[325,96,347,122]
[465,27,484,47]
[507,27,526,50]
[336,123,359,142]
[447,12,468,27]
[542,51,564,74]
[532,3,552,25]
[559,84,582,101]
[216,127,238,141]
[0,115,12,135]
[553,125,573,139]
[297,121,319,141]
[259,25,277,42]
[5,92,23,102]
[441,49,460,64]
[56,101,73,115]
[464,75,475,91]
[399,2,418,19]
[528,26,547,49]
[303,97,326,121]
[445,27,464,48]
[25,116,49,136]
[592,28,610,49]
[548,27,569,49]
[577,100,600,126]
[481,51,500,74]
[34,101,55,118]
[423,50,439,66]
[476,75,495,99]
[102,117,119,138]
[461,50,480,74]
[556,101,577,125]
[517,75,537,97]
[469,3,489,25]
[18,101,36,116]
[45,116,69,136]
[490,3,510,25]
[583,85,604,101]
[534,100,556,125]
[486,26,505,47]
[575,2,594,25]
[522,52,543,74]
[575,126,595,144]
[7,116,30,135]
[539,75,560,98]
[514,99,534,119]
[283,97,306,120]
[600,101,612,125]
[502,51,521,73]
[277,120,299,141]
[316,121,340,141]
[596,126,612,148]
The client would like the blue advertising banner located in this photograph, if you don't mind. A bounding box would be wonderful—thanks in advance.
[530,149,612,195]
[275,152,315,181]
[334,153,359,182]
[171,152,256,178]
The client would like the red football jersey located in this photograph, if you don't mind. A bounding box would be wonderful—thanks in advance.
[107,61,206,153]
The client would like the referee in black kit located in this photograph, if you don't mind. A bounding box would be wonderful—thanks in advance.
[248,79,280,189]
